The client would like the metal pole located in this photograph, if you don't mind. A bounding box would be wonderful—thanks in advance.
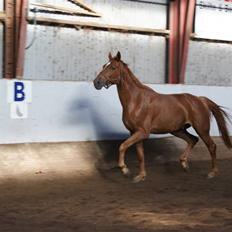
[16,0,28,79]
[4,0,15,79]
[168,0,195,84]
[179,0,196,83]
[168,0,181,84]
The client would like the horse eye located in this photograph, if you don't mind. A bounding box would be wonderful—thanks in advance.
[111,66,116,70]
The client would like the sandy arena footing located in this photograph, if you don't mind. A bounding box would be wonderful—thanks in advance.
[0,137,232,232]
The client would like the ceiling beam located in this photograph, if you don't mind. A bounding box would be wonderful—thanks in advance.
[30,2,101,17]
[27,16,170,36]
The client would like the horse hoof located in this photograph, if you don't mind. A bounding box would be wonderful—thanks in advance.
[181,161,189,171]
[121,166,131,176]
[207,171,218,179]
[132,175,146,183]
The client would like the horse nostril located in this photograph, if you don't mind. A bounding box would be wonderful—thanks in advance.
[94,78,103,90]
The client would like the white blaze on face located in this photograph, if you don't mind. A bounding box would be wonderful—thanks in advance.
[103,61,111,71]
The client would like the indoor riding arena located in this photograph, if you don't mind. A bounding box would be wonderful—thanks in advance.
[1,1,232,232]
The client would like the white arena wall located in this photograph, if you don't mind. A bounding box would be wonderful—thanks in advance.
[0,79,232,144]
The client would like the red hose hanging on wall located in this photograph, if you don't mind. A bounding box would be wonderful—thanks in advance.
[168,0,196,84]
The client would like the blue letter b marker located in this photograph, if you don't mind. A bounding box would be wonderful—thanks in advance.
[14,82,25,102]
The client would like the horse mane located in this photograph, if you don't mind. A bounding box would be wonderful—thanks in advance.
[121,61,152,91]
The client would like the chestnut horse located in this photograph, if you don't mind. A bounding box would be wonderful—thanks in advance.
[93,52,232,183]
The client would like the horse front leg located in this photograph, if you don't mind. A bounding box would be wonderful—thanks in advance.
[118,130,148,177]
[133,141,146,183]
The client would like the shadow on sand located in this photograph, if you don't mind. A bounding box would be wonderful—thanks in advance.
[66,94,191,181]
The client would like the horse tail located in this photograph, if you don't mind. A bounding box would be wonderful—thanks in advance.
[200,97,232,149]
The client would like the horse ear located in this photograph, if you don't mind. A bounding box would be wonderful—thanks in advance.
[108,52,113,61]
[116,51,121,61]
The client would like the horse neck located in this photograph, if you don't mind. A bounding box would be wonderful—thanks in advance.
[116,64,144,108]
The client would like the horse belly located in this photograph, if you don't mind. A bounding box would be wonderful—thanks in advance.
[150,110,187,133]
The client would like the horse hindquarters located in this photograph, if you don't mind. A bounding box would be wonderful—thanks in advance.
[191,98,219,178]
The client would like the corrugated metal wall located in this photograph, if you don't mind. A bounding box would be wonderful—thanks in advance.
[186,0,232,86]
[2,1,232,86]
[24,27,166,83]
[186,41,232,86]
[24,0,167,83]
[195,0,232,40]
[33,0,167,29]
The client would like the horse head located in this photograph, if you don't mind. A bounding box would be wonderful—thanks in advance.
[94,51,122,90]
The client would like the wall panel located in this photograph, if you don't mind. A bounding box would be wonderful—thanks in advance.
[0,79,232,144]
[31,0,167,30]
[0,23,3,78]
[195,0,232,40]
[186,41,232,86]
[25,26,166,83]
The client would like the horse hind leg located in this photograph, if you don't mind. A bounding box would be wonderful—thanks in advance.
[195,128,218,178]
[172,129,199,171]
[206,138,217,179]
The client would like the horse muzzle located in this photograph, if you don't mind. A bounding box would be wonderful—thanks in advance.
[93,78,104,90]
